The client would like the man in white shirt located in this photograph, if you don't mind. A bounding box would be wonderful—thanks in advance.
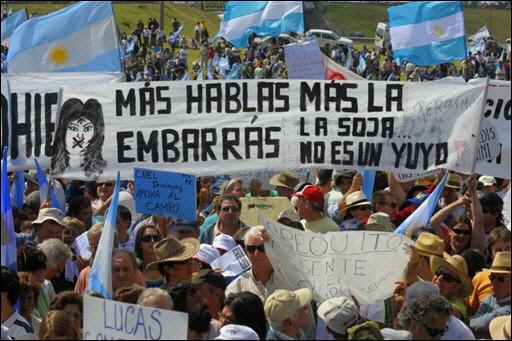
[1,267,35,340]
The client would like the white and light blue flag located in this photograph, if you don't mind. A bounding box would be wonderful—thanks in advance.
[34,159,64,213]
[6,1,121,73]
[1,8,27,43]
[361,169,376,201]
[216,1,304,48]
[388,1,466,66]
[1,148,17,271]
[395,171,449,236]
[170,25,184,44]
[11,171,25,209]
[88,172,121,299]
[357,54,366,75]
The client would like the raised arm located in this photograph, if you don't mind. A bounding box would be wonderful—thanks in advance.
[468,176,485,254]
[388,172,407,205]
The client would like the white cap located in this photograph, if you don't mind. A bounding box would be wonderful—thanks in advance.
[193,244,220,265]
[213,233,237,252]
[317,297,359,335]
[214,324,259,340]
[479,175,497,187]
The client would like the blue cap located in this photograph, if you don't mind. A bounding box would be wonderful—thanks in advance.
[339,218,365,231]
[407,192,429,206]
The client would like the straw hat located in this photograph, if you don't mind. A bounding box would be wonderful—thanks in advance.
[146,236,200,270]
[343,191,371,212]
[430,254,473,298]
[265,288,312,322]
[445,173,462,189]
[269,171,299,189]
[483,251,511,274]
[489,315,510,340]
[414,232,445,258]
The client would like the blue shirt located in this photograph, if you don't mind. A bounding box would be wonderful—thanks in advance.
[469,295,511,332]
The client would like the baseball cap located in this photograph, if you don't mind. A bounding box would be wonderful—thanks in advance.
[193,244,221,265]
[213,233,237,252]
[214,324,259,340]
[317,297,359,335]
[264,288,312,322]
[292,185,325,207]
[32,208,65,227]
[347,321,384,340]
[479,175,497,187]
[192,269,227,290]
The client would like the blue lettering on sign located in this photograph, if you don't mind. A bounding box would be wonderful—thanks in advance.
[134,307,147,339]
[149,310,163,339]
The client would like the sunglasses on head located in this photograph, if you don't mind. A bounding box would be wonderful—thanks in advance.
[416,318,448,337]
[246,244,265,254]
[452,228,471,236]
[221,206,240,213]
[141,234,162,243]
[489,274,508,283]
[435,268,461,284]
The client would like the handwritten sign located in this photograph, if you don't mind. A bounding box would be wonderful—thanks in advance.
[210,245,252,277]
[83,295,188,340]
[134,168,196,220]
[260,214,413,304]
[285,41,324,80]
[240,197,294,226]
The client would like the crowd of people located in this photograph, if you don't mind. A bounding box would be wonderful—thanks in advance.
[1,7,512,341]
[1,166,511,340]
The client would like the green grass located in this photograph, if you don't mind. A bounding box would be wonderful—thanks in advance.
[325,3,511,43]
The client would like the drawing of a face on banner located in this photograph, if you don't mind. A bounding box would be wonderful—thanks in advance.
[51,98,106,178]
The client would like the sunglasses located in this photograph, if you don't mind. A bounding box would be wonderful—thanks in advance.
[416,318,448,337]
[221,206,240,213]
[452,228,471,236]
[246,244,265,254]
[97,182,113,187]
[355,205,372,211]
[141,235,162,243]
[435,268,461,284]
[384,202,398,209]
[489,274,508,283]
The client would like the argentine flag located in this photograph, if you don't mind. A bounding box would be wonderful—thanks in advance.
[388,1,466,66]
[1,8,27,43]
[1,148,17,271]
[88,172,121,299]
[6,1,121,73]
[216,1,304,48]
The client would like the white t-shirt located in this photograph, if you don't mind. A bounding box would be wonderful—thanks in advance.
[2,310,35,340]
[441,315,475,340]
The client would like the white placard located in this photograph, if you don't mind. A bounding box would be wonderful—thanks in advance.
[261,215,413,304]
[83,295,188,340]
[210,244,252,277]
[285,41,325,80]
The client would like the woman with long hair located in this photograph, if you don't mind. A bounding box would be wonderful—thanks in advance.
[135,224,164,288]
[51,98,106,178]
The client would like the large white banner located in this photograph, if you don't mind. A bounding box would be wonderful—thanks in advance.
[475,80,511,179]
[261,215,413,304]
[83,295,188,340]
[1,72,124,171]
[54,78,487,180]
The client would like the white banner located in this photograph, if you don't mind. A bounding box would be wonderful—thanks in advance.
[54,78,486,180]
[261,215,413,304]
[83,295,188,340]
[285,41,325,80]
[1,72,124,171]
[475,80,511,179]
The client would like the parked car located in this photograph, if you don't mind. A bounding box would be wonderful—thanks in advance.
[305,29,353,48]
[252,33,301,49]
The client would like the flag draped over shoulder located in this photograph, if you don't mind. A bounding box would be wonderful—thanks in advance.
[388,1,466,66]
[6,1,121,73]
[216,1,304,48]
[88,172,121,299]
[1,148,17,271]
[1,8,27,43]
[395,171,449,236]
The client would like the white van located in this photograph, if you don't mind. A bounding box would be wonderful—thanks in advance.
[375,22,390,52]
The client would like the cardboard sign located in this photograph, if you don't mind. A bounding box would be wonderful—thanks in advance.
[240,196,294,226]
[134,168,196,220]
[261,215,413,304]
[83,295,188,340]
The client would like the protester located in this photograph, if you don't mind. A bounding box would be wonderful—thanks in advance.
[137,287,173,310]
[134,224,164,287]
[264,288,312,340]
[269,171,300,198]
[49,291,83,333]
[38,310,81,340]
[221,292,268,340]
[111,249,145,292]
[317,296,360,340]
[18,278,41,335]
[192,269,226,321]
[1,267,36,340]
[293,185,338,233]
[405,232,445,285]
